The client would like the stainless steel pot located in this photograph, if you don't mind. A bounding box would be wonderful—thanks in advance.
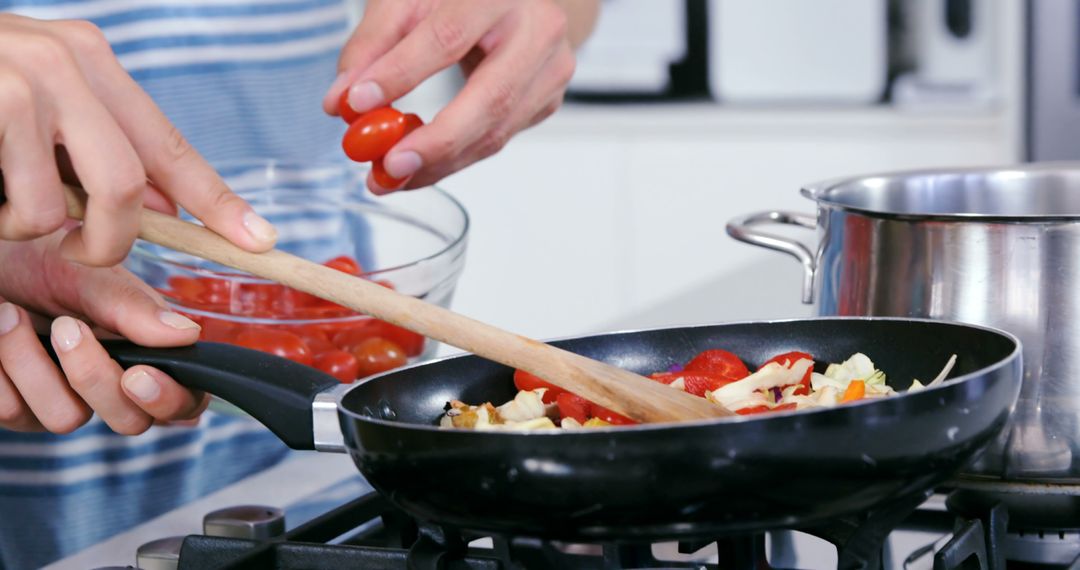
[726,162,1080,484]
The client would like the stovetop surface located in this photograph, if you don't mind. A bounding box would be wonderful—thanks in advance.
[163,485,1080,570]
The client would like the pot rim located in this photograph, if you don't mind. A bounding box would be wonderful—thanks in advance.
[800,161,1080,222]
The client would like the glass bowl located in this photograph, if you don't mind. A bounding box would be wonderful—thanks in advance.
[125,159,469,382]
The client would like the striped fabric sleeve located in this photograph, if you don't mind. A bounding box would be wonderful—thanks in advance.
[0,0,358,568]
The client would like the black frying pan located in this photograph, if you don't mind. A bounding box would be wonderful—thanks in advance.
[64,317,1021,541]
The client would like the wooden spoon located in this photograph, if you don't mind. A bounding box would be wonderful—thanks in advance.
[61,185,732,423]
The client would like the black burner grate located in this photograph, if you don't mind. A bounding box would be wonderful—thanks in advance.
[174,487,1074,570]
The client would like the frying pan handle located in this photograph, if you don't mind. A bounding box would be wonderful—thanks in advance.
[726,211,818,304]
[38,334,340,450]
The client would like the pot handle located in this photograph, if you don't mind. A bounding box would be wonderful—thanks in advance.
[726,211,818,304]
[38,334,340,451]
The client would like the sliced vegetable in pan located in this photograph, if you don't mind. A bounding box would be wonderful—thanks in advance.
[440,349,959,431]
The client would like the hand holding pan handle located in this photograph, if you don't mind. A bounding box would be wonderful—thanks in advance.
[38,334,340,450]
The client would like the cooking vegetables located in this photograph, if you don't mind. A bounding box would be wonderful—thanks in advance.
[440,348,958,431]
[159,255,426,383]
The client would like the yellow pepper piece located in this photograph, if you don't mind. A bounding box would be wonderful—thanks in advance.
[583,417,611,428]
[841,380,866,403]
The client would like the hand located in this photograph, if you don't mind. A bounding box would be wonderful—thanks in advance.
[0,232,207,434]
[0,14,278,266]
[323,0,598,193]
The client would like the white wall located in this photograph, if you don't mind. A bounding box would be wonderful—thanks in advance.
[437,104,1019,342]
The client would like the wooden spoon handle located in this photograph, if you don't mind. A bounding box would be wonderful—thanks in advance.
[64,185,731,422]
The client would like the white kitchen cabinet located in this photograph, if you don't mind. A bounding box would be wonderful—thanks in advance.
[434,103,1018,347]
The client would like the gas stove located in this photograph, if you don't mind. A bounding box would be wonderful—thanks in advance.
[96,481,1080,570]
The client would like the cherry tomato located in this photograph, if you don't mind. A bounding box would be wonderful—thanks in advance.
[231,282,284,316]
[332,321,384,351]
[200,317,241,343]
[589,403,638,425]
[280,286,325,311]
[350,337,407,378]
[342,107,405,163]
[372,158,406,190]
[647,372,680,384]
[512,370,564,403]
[763,351,815,395]
[649,371,739,397]
[556,392,590,423]
[338,90,361,124]
[234,328,313,366]
[168,276,230,305]
[314,350,361,383]
[684,349,750,381]
[402,113,423,134]
[370,113,424,189]
[325,255,362,275]
[167,276,203,302]
[299,334,336,354]
[374,321,425,357]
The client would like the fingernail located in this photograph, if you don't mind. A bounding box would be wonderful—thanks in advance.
[123,370,161,402]
[347,81,384,114]
[243,210,278,245]
[0,303,18,335]
[159,311,200,331]
[52,316,83,353]
[384,151,422,179]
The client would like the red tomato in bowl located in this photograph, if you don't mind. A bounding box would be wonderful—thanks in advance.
[200,317,241,343]
[332,321,385,351]
[314,350,361,383]
[234,328,313,366]
[299,334,336,354]
[342,107,406,162]
[512,370,564,403]
[374,321,425,357]
[350,338,407,378]
[325,255,362,275]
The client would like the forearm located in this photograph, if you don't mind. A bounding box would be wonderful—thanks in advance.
[555,0,600,49]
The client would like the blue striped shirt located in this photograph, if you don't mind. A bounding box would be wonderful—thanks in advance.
[0,1,352,567]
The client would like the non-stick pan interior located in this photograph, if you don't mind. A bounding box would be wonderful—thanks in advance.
[341,318,1017,426]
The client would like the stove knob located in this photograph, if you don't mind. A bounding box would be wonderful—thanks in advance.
[203,505,285,540]
[135,536,184,570]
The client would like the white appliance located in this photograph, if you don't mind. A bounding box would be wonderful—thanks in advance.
[567,0,686,94]
[911,0,996,87]
[892,0,998,107]
[706,0,888,104]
